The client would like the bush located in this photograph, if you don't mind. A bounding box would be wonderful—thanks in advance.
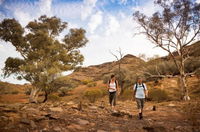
[148,88,169,102]
[87,82,97,87]
[25,87,32,95]
[58,87,72,97]
[84,88,103,103]
[48,94,61,102]
[11,90,19,94]
[183,101,200,132]
[119,89,133,101]
[82,79,93,85]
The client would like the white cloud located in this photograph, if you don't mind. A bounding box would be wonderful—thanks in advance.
[13,9,32,26]
[81,0,98,20]
[132,0,161,16]
[105,15,120,36]
[88,11,103,33]
[196,0,200,3]
[38,0,52,16]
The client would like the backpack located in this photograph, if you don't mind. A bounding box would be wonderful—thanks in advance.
[134,83,145,95]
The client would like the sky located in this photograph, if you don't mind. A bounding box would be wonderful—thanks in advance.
[0,0,198,84]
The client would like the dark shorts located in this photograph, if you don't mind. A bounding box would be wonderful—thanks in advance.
[109,92,116,106]
[136,98,145,109]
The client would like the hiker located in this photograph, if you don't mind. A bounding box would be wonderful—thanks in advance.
[107,74,119,111]
[133,77,148,119]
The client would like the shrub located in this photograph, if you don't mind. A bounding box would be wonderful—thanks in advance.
[25,87,32,95]
[82,79,93,85]
[148,88,169,102]
[58,87,72,97]
[84,88,103,103]
[11,90,19,94]
[183,101,200,132]
[87,82,97,87]
[119,89,133,101]
[48,94,61,102]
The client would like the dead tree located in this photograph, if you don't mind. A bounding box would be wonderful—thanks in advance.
[110,48,125,95]
[133,0,200,100]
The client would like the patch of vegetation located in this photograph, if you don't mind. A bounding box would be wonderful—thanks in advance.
[11,90,19,94]
[82,79,93,85]
[48,94,61,102]
[84,88,103,103]
[119,89,133,101]
[148,88,169,102]
[183,101,200,132]
[58,87,73,97]
[87,82,97,87]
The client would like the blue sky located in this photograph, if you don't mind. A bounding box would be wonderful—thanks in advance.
[0,0,199,84]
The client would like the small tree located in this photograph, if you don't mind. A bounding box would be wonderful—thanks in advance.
[133,0,200,100]
[110,48,125,94]
[0,15,88,103]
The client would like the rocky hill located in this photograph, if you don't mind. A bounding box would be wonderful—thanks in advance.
[68,54,145,82]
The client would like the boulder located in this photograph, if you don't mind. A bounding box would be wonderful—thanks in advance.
[49,107,63,112]
[77,118,90,125]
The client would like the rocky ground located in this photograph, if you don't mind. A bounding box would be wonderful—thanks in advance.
[0,99,196,132]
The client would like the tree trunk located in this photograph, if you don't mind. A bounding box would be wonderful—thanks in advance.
[179,74,190,101]
[43,91,48,103]
[29,88,39,103]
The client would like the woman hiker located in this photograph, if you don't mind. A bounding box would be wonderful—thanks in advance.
[107,74,119,111]
[133,77,148,119]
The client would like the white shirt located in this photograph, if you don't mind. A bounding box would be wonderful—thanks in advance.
[133,83,147,99]
[109,82,117,92]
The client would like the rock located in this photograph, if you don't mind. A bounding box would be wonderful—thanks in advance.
[53,126,62,131]
[168,103,175,107]
[77,118,90,125]
[20,118,30,125]
[67,101,75,105]
[2,108,17,113]
[67,124,84,130]
[30,120,37,128]
[97,130,107,132]
[143,126,166,132]
[89,106,98,110]
[49,107,63,112]
[0,116,8,121]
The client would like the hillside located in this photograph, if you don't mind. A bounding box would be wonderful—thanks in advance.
[68,54,145,82]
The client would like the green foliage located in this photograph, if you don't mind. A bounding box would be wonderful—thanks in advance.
[82,79,93,85]
[119,89,133,101]
[183,101,200,132]
[87,82,97,87]
[11,90,19,94]
[48,94,61,102]
[148,88,169,102]
[58,87,73,97]
[84,89,103,103]
[0,16,88,102]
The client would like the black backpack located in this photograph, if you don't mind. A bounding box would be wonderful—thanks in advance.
[134,83,145,95]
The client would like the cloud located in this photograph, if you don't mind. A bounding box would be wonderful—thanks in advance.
[196,0,200,3]
[81,0,98,20]
[38,0,52,16]
[132,0,161,16]
[13,9,32,26]
[105,15,120,36]
[88,11,103,33]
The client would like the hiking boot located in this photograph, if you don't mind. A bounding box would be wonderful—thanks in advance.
[139,113,143,120]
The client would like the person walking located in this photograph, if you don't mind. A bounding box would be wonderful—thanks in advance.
[133,77,148,119]
[108,74,119,111]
